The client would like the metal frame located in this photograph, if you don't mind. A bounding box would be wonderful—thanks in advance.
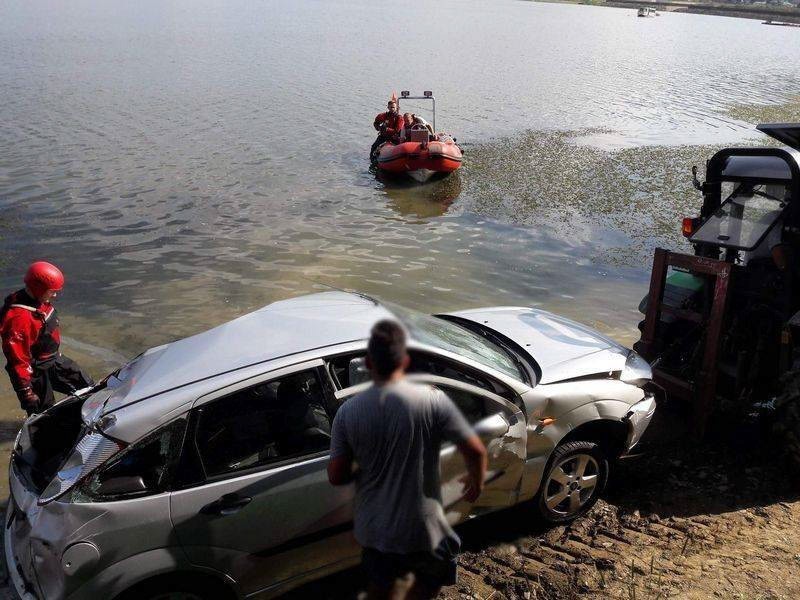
[635,248,733,436]
[398,90,436,132]
[702,147,800,228]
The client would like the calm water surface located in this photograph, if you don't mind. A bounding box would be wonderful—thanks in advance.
[1,0,799,404]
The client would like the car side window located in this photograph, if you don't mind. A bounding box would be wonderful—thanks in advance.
[433,385,489,424]
[194,369,332,479]
[329,353,370,389]
[329,350,517,403]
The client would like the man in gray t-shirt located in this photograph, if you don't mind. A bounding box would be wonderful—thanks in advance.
[328,320,487,599]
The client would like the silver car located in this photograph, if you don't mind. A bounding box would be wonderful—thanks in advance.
[5,292,656,600]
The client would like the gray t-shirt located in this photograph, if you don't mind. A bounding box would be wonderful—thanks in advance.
[330,379,473,554]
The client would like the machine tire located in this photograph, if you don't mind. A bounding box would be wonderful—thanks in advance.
[535,441,609,524]
[774,370,800,467]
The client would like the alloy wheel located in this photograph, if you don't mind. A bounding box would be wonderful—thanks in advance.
[543,452,600,517]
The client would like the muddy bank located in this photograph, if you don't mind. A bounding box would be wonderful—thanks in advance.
[285,407,800,599]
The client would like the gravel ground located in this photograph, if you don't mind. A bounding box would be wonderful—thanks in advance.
[288,407,800,599]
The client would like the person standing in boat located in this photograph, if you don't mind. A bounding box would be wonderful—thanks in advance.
[371,96,404,161]
[1,261,93,415]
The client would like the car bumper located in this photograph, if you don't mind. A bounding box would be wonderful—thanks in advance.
[4,500,36,600]
[623,393,657,451]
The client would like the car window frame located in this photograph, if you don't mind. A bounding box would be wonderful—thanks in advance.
[77,416,190,502]
[326,348,524,410]
[334,373,521,427]
[176,359,340,488]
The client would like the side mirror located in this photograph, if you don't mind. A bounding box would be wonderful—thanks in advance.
[348,357,370,385]
[473,413,509,441]
[691,165,702,191]
[95,475,148,496]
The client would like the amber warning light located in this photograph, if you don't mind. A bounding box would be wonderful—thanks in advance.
[682,217,699,238]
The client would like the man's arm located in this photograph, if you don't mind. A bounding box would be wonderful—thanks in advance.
[373,113,385,132]
[457,435,487,503]
[435,389,488,502]
[1,312,34,387]
[327,408,356,486]
[327,454,356,486]
[1,313,39,411]
[384,116,403,138]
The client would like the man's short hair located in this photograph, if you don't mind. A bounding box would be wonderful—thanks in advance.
[368,320,407,378]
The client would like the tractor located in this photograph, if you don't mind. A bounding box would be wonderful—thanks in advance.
[633,123,800,460]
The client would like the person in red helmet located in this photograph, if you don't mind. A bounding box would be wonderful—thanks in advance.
[1,262,93,415]
[370,97,404,162]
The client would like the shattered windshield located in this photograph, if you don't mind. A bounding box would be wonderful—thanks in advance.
[386,302,524,381]
[690,184,788,250]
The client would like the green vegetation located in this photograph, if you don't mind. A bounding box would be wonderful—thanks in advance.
[727,96,800,125]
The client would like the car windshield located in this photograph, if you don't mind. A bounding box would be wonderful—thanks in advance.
[386,302,524,381]
[690,183,788,250]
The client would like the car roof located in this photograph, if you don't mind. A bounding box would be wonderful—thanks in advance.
[96,292,396,409]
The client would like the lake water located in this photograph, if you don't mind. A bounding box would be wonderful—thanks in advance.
[1,0,799,422]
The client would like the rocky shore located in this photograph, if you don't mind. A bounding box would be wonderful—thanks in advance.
[535,0,800,24]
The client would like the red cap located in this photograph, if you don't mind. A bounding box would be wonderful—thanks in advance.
[24,261,65,298]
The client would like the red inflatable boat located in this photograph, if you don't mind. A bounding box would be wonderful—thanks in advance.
[376,134,463,182]
[373,91,463,182]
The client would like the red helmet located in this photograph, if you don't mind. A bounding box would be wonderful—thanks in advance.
[24,261,65,298]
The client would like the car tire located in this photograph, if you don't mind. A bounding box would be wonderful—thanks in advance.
[774,370,800,467]
[114,574,235,600]
[535,440,609,524]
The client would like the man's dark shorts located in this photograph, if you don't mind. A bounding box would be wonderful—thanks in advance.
[362,538,460,588]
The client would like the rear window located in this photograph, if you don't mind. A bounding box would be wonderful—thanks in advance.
[690,184,787,250]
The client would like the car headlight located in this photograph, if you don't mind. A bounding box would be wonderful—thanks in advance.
[39,431,126,505]
[620,351,652,385]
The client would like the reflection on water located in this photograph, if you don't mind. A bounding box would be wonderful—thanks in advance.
[1,0,800,426]
[380,173,463,221]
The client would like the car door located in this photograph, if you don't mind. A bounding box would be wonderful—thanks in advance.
[334,373,527,525]
[169,360,360,598]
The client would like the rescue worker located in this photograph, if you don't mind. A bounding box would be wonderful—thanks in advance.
[371,97,405,161]
[328,320,487,600]
[1,261,93,415]
[400,112,434,141]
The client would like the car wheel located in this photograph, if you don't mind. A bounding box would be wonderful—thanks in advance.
[536,441,608,524]
[774,370,800,467]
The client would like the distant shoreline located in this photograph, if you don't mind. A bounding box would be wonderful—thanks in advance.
[530,0,800,23]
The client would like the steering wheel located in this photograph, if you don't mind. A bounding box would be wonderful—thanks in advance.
[410,123,428,131]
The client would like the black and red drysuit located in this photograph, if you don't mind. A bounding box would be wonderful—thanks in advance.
[371,111,405,160]
[1,290,93,415]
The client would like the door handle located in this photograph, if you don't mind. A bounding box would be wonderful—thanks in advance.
[200,493,252,516]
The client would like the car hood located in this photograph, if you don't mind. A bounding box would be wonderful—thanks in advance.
[445,307,630,384]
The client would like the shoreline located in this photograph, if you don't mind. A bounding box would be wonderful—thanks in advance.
[531,0,800,23]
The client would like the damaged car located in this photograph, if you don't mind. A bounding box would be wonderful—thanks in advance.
[6,292,657,600]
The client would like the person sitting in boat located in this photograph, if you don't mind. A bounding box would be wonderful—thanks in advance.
[400,113,434,142]
[371,97,404,161]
